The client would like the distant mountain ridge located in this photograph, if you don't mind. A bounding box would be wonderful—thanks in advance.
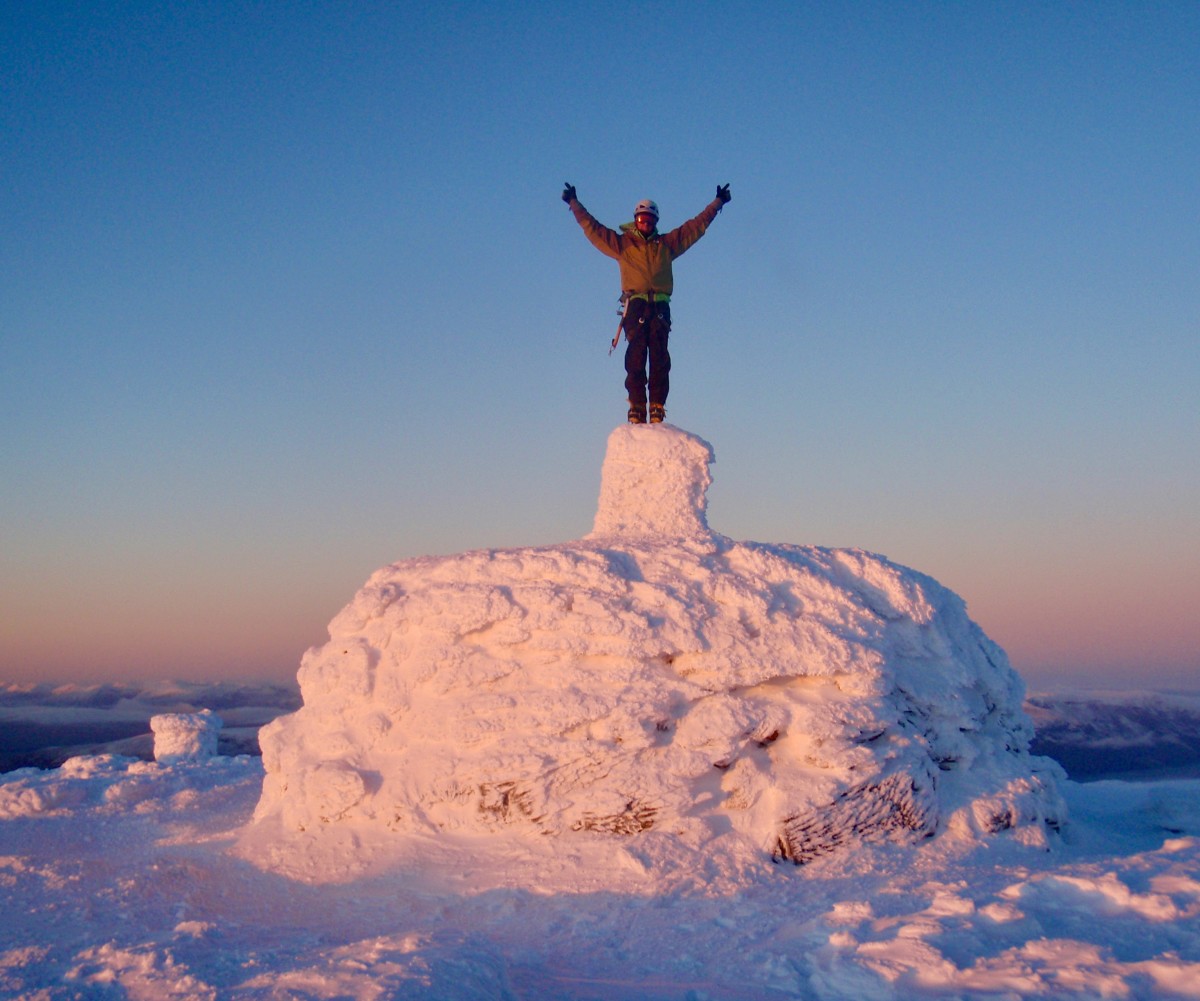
[1027,690,1200,780]
[0,680,300,772]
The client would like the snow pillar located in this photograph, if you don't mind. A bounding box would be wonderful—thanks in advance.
[150,710,223,764]
[588,424,715,540]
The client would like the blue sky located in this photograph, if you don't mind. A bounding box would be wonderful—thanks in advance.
[2,1,1197,688]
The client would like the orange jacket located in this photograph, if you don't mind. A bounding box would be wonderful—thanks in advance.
[569,197,723,297]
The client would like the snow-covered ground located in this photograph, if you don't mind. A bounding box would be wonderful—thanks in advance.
[4,425,1199,998]
[3,752,1200,998]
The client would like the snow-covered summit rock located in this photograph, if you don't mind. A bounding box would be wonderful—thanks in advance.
[251,425,1064,873]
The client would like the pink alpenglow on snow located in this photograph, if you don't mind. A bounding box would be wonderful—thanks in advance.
[150,709,222,764]
[590,423,715,539]
[250,425,1065,877]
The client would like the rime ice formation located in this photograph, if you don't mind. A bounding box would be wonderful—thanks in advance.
[590,423,714,540]
[151,710,222,764]
[253,425,1065,866]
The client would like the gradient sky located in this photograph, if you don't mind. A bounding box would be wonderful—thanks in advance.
[3,2,1197,691]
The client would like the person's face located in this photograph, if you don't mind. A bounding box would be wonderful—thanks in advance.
[635,213,656,234]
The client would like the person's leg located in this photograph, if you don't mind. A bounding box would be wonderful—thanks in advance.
[647,303,671,421]
[623,300,650,421]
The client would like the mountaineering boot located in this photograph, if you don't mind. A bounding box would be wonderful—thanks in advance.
[649,403,666,424]
[627,403,647,425]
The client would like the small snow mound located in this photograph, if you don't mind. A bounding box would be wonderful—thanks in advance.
[248,424,1063,879]
[151,710,222,764]
[589,424,714,540]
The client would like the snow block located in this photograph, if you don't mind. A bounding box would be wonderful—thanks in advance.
[589,424,714,540]
[150,710,222,764]
[251,424,1065,872]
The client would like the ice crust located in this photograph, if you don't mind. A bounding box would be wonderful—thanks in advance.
[253,425,1065,866]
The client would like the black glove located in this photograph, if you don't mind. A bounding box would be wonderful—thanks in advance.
[562,182,577,204]
[716,183,731,204]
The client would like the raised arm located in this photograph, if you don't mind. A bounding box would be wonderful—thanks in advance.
[562,182,622,259]
[662,184,731,258]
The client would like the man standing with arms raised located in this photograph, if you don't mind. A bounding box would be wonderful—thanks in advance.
[563,183,731,424]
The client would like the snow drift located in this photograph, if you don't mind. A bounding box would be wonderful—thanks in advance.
[252,425,1064,870]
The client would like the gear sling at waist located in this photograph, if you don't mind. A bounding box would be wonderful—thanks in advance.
[612,290,671,352]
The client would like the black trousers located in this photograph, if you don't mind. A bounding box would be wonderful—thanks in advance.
[623,298,671,407]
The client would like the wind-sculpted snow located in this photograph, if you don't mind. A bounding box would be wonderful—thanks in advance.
[252,425,1064,874]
